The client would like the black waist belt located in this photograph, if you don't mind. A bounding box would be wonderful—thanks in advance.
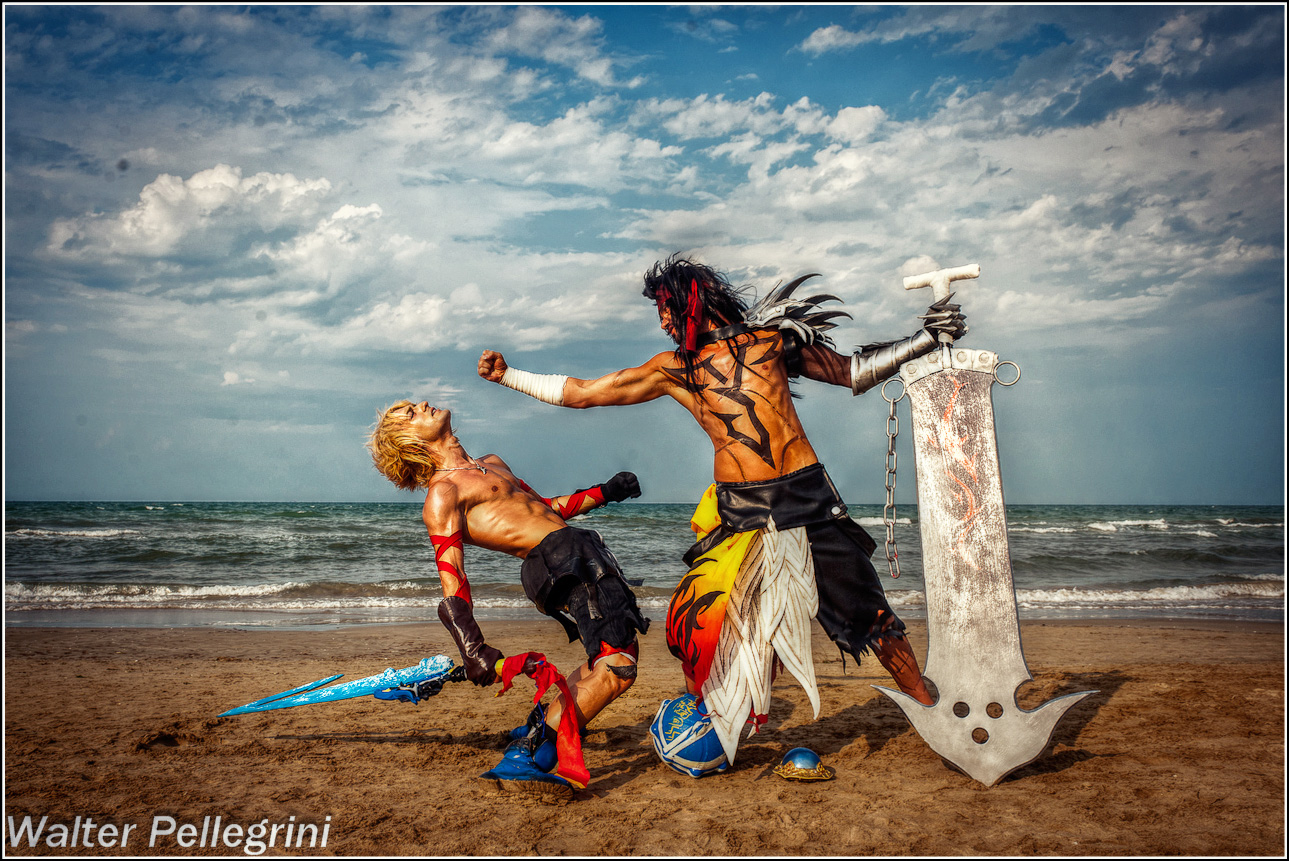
[521,528,613,613]
[685,464,850,565]
[715,463,849,531]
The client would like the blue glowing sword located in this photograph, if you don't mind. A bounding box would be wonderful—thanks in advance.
[218,655,464,717]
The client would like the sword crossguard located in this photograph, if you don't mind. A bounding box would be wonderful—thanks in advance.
[902,263,981,303]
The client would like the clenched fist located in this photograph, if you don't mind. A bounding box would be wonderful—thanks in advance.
[601,472,642,503]
[478,350,508,383]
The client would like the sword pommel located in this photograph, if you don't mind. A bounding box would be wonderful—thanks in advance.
[903,263,981,303]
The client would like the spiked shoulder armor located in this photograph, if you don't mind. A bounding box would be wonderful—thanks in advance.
[743,274,851,376]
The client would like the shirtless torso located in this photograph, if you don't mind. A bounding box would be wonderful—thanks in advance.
[542,327,852,484]
[386,402,605,601]
[479,264,953,711]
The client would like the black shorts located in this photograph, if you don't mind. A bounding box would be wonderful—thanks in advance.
[520,527,650,661]
[805,516,906,659]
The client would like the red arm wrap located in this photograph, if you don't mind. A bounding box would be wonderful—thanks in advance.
[430,531,470,604]
[554,486,605,519]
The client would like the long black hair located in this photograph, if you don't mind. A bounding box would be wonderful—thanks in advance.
[642,255,749,389]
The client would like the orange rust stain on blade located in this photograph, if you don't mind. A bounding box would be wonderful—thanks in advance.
[933,375,981,568]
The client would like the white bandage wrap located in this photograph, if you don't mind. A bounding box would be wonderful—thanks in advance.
[500,366,568,406]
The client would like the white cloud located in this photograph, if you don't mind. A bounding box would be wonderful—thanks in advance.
[1139,12,1207,74]
[797,8,1077,57]
[45,165,332,260]
[826,106,887,143]
[799,25,870,56]
[638,92,789,140]
[254,202,386,289]
[483,6,643,88]
[471,104,680,187]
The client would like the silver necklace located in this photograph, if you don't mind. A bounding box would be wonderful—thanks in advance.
[438,460,488,474]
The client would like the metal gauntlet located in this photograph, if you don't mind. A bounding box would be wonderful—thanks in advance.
[850,329,938,395]
[437,595,503,686]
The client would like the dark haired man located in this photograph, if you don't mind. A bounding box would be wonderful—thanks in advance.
[479,256,964,764]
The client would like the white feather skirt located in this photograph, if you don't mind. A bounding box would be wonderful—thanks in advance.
[701,516,821,764]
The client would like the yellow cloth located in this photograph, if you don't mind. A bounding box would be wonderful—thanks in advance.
[665,486,756,691]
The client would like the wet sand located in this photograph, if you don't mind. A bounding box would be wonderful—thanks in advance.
[3,618,1284,856]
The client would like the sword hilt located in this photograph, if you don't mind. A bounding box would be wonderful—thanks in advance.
[902,263,980,304]
[373,663,467,704]
[903,263,980,355]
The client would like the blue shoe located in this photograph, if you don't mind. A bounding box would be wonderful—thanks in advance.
[532,737,558,773]
[508,704,587,742]
[481,740,572,797]
[508,703,545,740]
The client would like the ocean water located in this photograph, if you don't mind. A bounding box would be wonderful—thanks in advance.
[4,501,1283,629]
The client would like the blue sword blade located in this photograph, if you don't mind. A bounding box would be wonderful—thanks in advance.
[219,655,455,717]
[238,674,345,710]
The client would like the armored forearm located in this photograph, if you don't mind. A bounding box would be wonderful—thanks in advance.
[850,329,938,395]
[437,595,504,686]
[598,471,641,504]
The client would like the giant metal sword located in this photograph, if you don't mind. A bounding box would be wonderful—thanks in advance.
[873,264,1096,786]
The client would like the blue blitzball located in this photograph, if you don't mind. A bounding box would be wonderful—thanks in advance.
[650,693,729,778]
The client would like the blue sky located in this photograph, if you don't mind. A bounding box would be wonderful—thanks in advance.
[3,4,1284,505]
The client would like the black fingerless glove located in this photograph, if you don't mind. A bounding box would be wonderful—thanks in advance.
[437,595,503,686]
[600,471,642,503]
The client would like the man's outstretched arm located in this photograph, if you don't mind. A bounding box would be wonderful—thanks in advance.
[798,296,968,394]
[478,349,676,408]
[517,472,642,519]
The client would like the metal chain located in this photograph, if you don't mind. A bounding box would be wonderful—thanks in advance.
[880,379,904,578]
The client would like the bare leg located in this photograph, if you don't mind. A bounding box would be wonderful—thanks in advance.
[873,635,934,705]
[544,652,635,728]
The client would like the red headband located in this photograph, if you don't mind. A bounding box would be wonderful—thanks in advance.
[654,279,705,352]
[683,278,702,351]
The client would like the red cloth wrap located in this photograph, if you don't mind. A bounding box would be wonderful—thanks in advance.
[430,532,470,603]
[497,652,589,789]
[556,485,605,519]
[683,278,702,352]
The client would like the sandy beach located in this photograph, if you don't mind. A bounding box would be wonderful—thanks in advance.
[3,618,1284,857]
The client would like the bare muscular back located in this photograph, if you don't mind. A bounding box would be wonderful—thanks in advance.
[662,330,820,483]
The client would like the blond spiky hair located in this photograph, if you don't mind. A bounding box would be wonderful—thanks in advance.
[367,400,440,491]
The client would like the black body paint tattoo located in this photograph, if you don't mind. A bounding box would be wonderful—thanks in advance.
[664,336,779,468]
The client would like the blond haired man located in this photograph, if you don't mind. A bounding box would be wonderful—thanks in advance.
[368,399,647,793]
